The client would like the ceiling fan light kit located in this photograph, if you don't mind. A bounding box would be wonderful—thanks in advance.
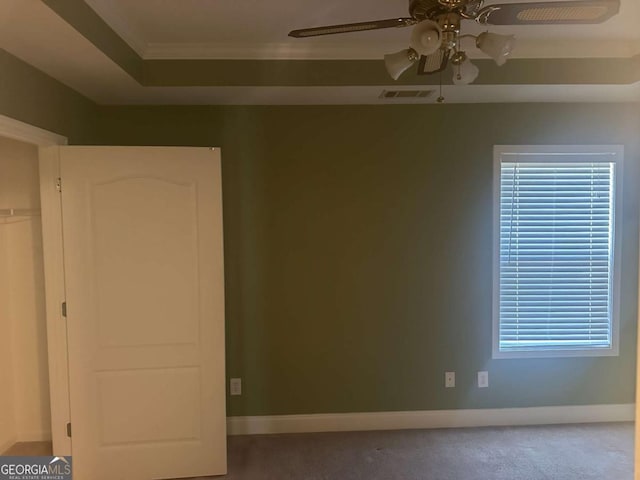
[476,32,516,65]
[452,53,480,84]
[289,0,620,100]
[410,19,443,55]
[385,48,421,80]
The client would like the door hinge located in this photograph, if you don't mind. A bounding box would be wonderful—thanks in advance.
[56,177,62,193]
[61,302,67,318]
[66,423,71,438]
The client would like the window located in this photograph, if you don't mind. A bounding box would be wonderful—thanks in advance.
[493,146,623,359]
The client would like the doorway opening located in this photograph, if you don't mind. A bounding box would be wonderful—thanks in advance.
[0,135,53,457]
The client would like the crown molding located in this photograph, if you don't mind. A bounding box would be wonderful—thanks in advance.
[144,38,640,60]
[493,37,640,59]
[83,0,147,57]
[143,42,400,60]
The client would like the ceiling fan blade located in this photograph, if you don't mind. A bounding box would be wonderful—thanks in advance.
[417,50,450,75]
[477,0,620,25]
[289,18,416,38]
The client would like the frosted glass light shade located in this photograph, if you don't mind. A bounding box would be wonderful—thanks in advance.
[453,58,479,85]
[384,49,418,80]
[410,20,443,56]
[476,32,515,66]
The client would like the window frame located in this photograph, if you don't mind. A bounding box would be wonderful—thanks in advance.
[492,145,623,359]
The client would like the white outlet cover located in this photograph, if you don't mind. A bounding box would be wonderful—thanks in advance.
[230,378,242,396]
[478,371,489,388]
[445,372,455,388]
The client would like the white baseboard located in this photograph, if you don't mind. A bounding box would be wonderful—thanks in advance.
[227,404,635,436]
[0,436,17,455]
[17,431,52,443]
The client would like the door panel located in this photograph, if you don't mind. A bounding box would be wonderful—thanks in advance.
[97,367,201,445]
[59,147,226,479]
[92,177,199,348]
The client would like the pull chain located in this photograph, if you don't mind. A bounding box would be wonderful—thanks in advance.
[437,70,445,103]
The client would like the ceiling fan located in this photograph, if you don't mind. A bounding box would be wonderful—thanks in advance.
[289,0,620,92]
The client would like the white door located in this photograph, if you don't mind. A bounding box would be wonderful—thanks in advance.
[59,147,226,479]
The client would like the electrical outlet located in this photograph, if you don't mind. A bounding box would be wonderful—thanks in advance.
[230,378,242,396]
[478,371,489,388]
[445,371,455,388]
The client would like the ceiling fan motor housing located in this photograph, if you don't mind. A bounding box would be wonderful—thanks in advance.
[437,12,462,50]
[409,0,484,20]
[438,0,466,7]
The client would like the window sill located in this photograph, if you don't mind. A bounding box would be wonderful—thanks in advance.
[492,346,619,359]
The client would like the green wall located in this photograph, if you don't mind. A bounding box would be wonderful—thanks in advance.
[91,104,640,416]
[0,51,637,416]
[0,50,96,143]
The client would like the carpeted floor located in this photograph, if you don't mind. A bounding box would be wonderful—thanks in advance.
[2,423,633,479]
[221,422,633,480]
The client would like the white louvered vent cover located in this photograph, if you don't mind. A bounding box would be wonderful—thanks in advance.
[379,90,434,99]
[498,160,616,352]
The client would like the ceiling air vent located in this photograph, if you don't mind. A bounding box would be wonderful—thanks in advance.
[379,89,434,99]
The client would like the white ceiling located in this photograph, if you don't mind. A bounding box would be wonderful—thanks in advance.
[1,0,639,104]
[84,0,640,59]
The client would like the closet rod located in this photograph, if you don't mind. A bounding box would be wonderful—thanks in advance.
[0,208,41,217]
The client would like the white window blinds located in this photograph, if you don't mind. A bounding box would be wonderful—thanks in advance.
[498,159,618,354]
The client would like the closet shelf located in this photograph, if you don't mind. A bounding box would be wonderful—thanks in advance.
[0,208,41,218]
